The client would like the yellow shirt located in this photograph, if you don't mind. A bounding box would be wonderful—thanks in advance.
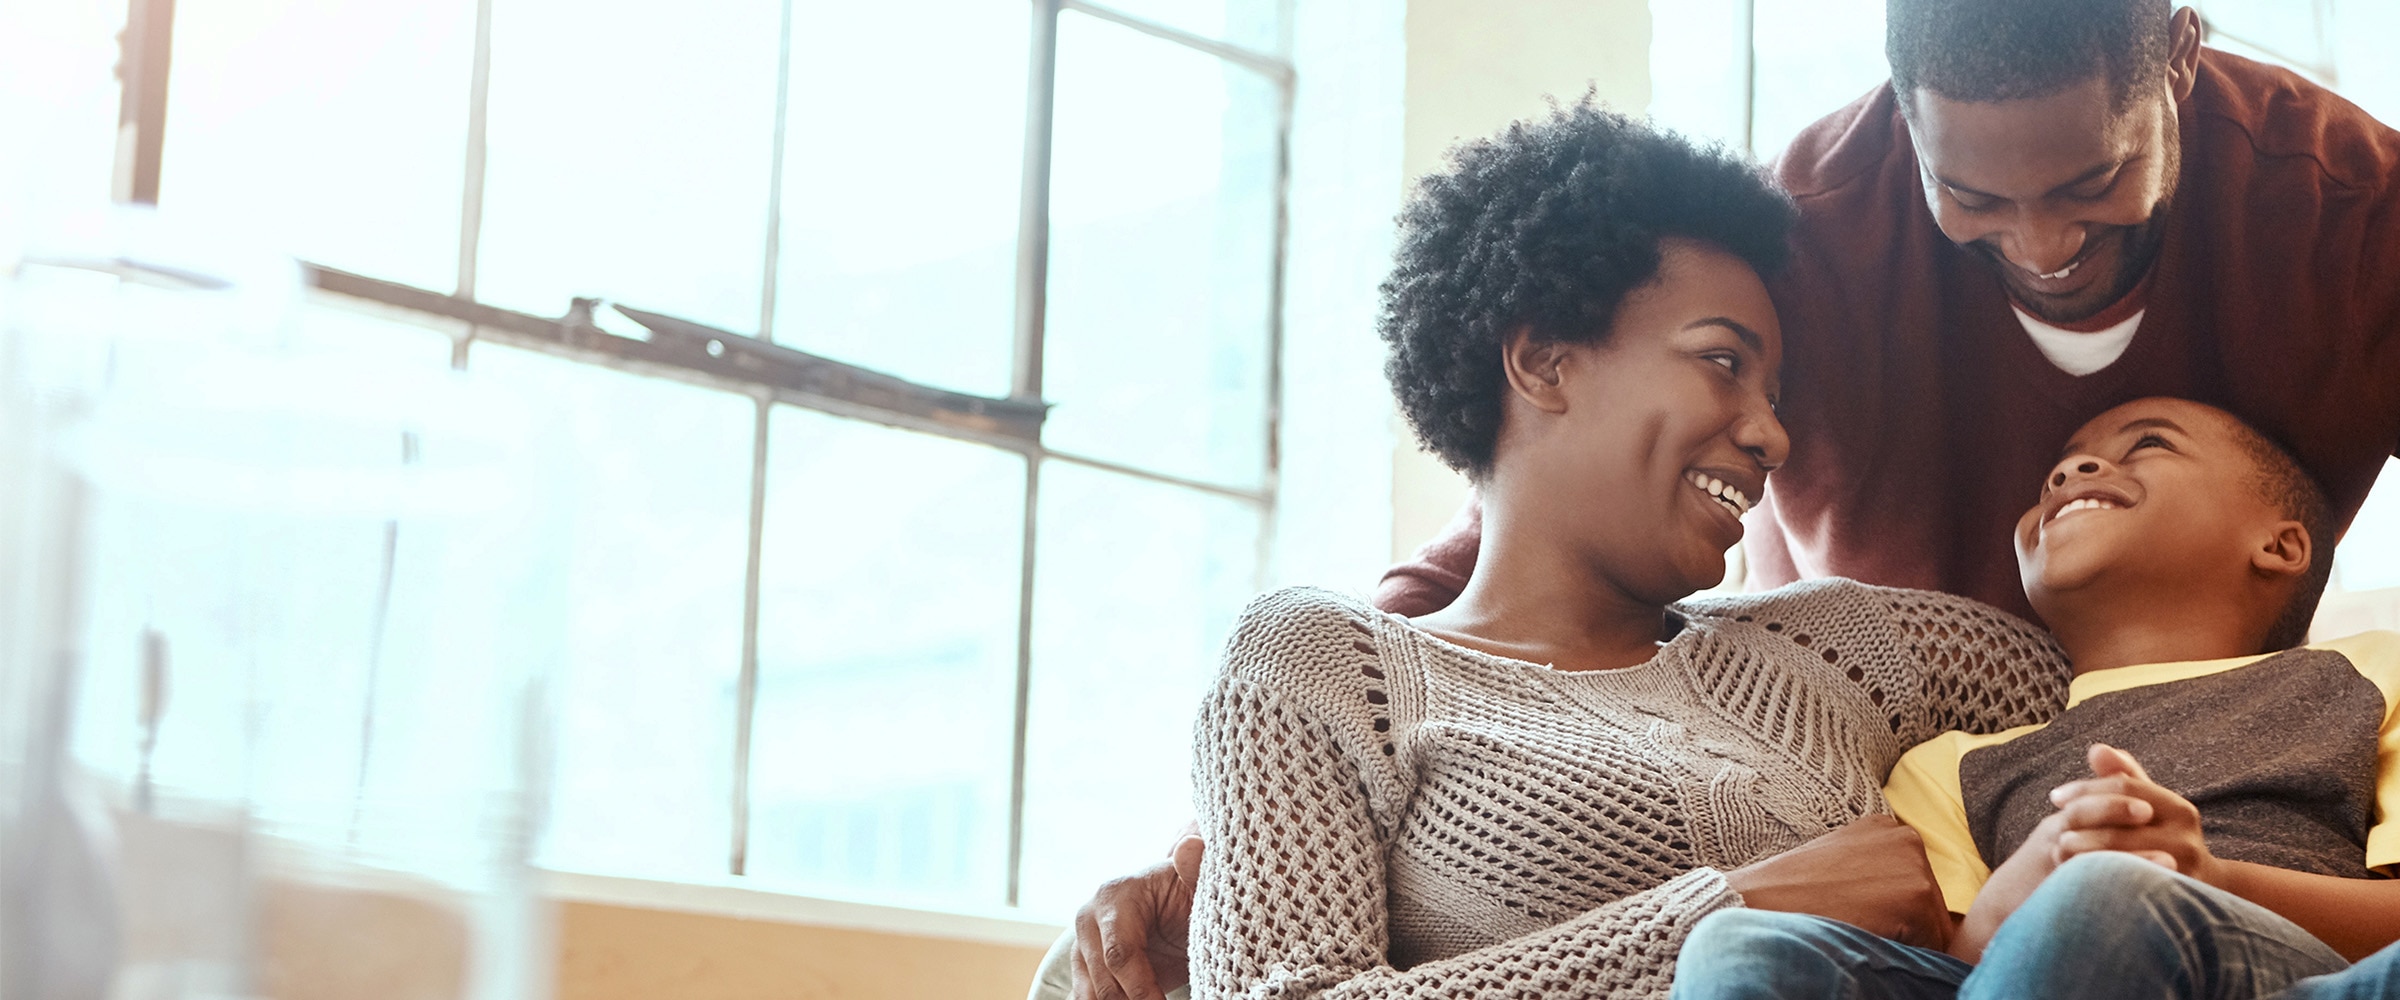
[1884,630,2400,913]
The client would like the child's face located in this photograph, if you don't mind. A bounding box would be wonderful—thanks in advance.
[2014,398,2289,617]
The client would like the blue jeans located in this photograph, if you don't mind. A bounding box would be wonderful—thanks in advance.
[1671,852,2400,1000]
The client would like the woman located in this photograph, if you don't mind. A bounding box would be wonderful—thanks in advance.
[1176,104,2072,998]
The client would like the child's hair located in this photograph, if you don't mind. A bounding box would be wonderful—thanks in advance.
[2225,416,2335,650]
[1377,99,1795,480]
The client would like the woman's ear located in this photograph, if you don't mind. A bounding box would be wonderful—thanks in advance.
[2252,520,2312,582]
[1501,326,1572,415]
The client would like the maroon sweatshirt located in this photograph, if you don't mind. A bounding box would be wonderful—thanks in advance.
[1377,50,2400,622]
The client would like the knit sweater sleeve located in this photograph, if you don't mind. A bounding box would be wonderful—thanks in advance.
[1864,585,2072,745]
[1187,590,1740,1000]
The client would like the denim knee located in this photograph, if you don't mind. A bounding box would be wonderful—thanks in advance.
[1675,910,1836,999]
[2034,851,2189,916]
[1674,909,1960,1000]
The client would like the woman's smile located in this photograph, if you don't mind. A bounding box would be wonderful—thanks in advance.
[1686,469,1757,519]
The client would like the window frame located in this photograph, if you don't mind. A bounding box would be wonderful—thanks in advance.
[121,0,1297,909]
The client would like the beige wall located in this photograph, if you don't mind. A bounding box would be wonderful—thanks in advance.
[555,901,1049,1000]
[1388,0,1654,560]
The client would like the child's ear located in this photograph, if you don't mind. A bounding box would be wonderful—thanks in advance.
[2252,519,2313,582]
[1500,327,1573,415]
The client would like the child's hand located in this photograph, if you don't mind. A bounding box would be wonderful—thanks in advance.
[2045,743,2223,887]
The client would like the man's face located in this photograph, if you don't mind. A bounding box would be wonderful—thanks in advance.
[1905,75,2180,325]
[2014,398,2287,618]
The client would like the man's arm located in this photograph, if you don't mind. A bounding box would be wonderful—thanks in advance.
[1067,835,1202,1000]
[1371,498,1478,617]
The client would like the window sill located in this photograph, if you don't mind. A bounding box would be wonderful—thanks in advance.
[538,869,1066,949]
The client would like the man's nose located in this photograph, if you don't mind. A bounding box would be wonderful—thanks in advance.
[2005,217,2087,277]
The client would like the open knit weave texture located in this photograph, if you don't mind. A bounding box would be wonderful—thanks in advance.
[1188,578,2070,999]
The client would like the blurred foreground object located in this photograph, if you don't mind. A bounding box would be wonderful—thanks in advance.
[0,208,561,1000]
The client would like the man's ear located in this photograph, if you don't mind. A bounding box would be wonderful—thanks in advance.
[2252,519,2312,582]
[1500,326,1572,415]
[2166,7,2203,103]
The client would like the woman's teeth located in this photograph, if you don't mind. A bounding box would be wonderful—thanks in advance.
[2056,496,2122,517]
[1689,472,1752,518]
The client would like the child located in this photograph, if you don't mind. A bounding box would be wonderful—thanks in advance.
[1672,396,2400,999]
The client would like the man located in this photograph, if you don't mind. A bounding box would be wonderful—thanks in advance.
[1060,1,2400,997]
[1383,0,2400,624]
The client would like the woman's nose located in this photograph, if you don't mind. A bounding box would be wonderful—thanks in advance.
[1736,399,1791,471]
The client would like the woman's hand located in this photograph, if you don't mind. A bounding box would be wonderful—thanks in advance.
[1725,815,1952,949]
[2046,743,2220,885]
[1071,836,1205,1000]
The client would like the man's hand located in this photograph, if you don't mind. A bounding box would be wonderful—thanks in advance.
[2046,744,2221,885]
[1071,836,1204,1000]
[1726,815,1953,949]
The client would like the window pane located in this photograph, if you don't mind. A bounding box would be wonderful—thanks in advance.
[466,343,755,880]
[2197,0,2331,74]
[746,410,1026,909]
[1018,461,1261,918]
[1090,0,1285,54]
[68,298,463,802]
[477,0,780,333]
[771,1,1028,397]
[5,0,123,210]
[162,0,475,289]
[1043,13,1279,489]
[1749,0,1885,157]
[1648,0,1753,152]
[2332,457,2400,593]
[65,299,557,879]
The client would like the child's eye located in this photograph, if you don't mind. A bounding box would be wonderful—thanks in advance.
[2127,433,2172,455]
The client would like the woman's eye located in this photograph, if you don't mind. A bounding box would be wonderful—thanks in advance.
[2127,433,2171,455]
[1706,353,1739,373]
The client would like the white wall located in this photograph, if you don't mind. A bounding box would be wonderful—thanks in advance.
[1386,0,1655,562]
[1270,0,1409,594]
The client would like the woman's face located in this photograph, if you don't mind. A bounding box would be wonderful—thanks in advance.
[1511,238,1788,604]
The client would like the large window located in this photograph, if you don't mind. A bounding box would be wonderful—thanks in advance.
[118,0,1296,919]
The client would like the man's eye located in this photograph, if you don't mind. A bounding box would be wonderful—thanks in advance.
[1947,188,1998,212]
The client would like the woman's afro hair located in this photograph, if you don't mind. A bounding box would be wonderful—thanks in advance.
[1379,100,1796,479]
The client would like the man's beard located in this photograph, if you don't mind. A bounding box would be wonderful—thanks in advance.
[1975,201,2172,326]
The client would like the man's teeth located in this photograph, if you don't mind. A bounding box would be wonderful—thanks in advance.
[2036,258,2082,281]
[1688,472,1752,517]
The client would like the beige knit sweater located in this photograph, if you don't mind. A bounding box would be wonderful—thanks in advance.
[1187,579,2070,999]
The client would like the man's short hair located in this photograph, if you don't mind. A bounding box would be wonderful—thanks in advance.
[1379,100,1794,479]
[2223,416,2336,651]
[1887,0,2172,113]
